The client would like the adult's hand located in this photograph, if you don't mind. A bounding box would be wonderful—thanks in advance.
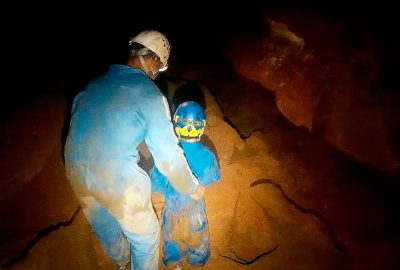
[190,184,205,200]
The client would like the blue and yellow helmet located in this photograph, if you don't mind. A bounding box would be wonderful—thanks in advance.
[173,101,206,142]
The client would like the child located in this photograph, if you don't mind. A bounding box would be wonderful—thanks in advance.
[150,101,221,269]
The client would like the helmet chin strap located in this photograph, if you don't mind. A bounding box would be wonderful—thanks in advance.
[138,55,159,79]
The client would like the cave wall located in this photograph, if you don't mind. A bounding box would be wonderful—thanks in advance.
[224,11,400,173]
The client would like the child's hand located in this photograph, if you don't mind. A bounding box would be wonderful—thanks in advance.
[190,184,205,200]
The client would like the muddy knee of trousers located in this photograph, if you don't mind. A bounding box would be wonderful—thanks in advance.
[119,202,160,235]
[116,185,159,234]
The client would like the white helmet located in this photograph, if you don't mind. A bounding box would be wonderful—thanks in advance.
[129,30,171,70]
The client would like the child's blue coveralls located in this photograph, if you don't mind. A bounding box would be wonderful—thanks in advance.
[150,140,220,266]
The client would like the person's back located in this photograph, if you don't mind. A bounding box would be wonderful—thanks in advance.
[66,65,159,185]
[150,101,221,268]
